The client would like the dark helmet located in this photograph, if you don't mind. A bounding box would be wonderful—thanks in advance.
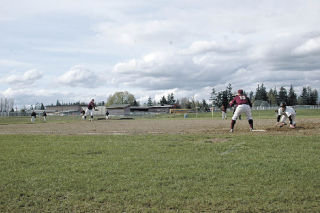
[280,102,286,107]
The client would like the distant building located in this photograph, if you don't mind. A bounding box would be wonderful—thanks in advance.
[148,105,174,114]
[130,106,149,115]
[106,104,131,116]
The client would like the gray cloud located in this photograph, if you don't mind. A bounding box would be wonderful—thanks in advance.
[112,33,320,94]
[1,69,43,87]
[57,66,104,88]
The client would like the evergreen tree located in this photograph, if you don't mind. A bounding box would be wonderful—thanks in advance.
[147,97,153,106]
[267,88,278,106]
[309,88,318,105]
[167,93,176,105]
[254,84,268,101]
[159,96,168,106]
[226,83,233,103]
[212,84,234,108]
[209,88,216,106]
[278,87,288,105]
[132,98,139,106]
[287,85,297,106]
[40,103,45,110]
[201,99,210,112]
[298,87,308,105]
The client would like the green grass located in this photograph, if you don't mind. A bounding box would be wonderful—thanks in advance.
[1,134,320,212]
[1,109,320,124]
[0,116,81,125]
[151,108,320,119]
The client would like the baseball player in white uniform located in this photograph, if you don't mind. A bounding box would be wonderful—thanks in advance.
[277,102,296,128]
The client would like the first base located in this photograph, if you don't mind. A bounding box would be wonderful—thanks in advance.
[252,129,266,132]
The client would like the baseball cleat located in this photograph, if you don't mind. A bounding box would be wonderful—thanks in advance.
[229,129,234,133]
[289,124,295,128]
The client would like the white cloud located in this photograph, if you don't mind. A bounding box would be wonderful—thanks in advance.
[1,69,42,86]
[293,36,320,56]
[57,66,103,87]
[111,33,320,96]
[112,40,250,90]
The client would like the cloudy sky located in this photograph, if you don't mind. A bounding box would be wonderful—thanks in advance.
[1,0,320,107]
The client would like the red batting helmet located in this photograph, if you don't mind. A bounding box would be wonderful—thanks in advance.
[237,89,243,94]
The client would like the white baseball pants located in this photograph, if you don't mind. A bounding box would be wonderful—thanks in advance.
[232,104,252,120]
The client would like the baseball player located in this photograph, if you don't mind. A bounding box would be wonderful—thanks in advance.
[221,105,227,120]
[81,109,85,120]
[84,99,96,121]
[276,102,296,128]
[232,106,241,120]
[229,89,253,132]
[31,110,36,123]
[42,111,47,122]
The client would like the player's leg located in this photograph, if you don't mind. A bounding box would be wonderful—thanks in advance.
[90,110,93,121]
[289,115,296,128]
[279,115,287,127]
[244,105,253,130]
[84,109,89,120]
[292,114,296,126]
[230,106,243,132]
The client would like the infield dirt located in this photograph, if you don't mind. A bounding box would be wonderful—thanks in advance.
[0,118,319,135]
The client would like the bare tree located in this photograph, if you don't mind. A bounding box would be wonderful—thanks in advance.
[0,97,14,112]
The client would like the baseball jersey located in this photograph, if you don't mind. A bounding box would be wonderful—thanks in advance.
[277,106,296,117]
[87,101,95,110]
[229,95,252,108]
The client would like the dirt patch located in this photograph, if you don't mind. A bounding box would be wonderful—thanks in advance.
[201,138,230,144]
[0,118,319,135]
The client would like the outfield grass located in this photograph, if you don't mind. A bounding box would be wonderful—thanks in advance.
[1,109,320,124]
[1,134,320,212]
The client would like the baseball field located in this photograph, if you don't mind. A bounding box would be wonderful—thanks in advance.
[1,109,320,212]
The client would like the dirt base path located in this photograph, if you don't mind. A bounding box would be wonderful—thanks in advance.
[0,118,319,135]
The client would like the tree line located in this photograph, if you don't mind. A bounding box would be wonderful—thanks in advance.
[105,91,211,112]
[16,83,317,112]
[211,83,318,108]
